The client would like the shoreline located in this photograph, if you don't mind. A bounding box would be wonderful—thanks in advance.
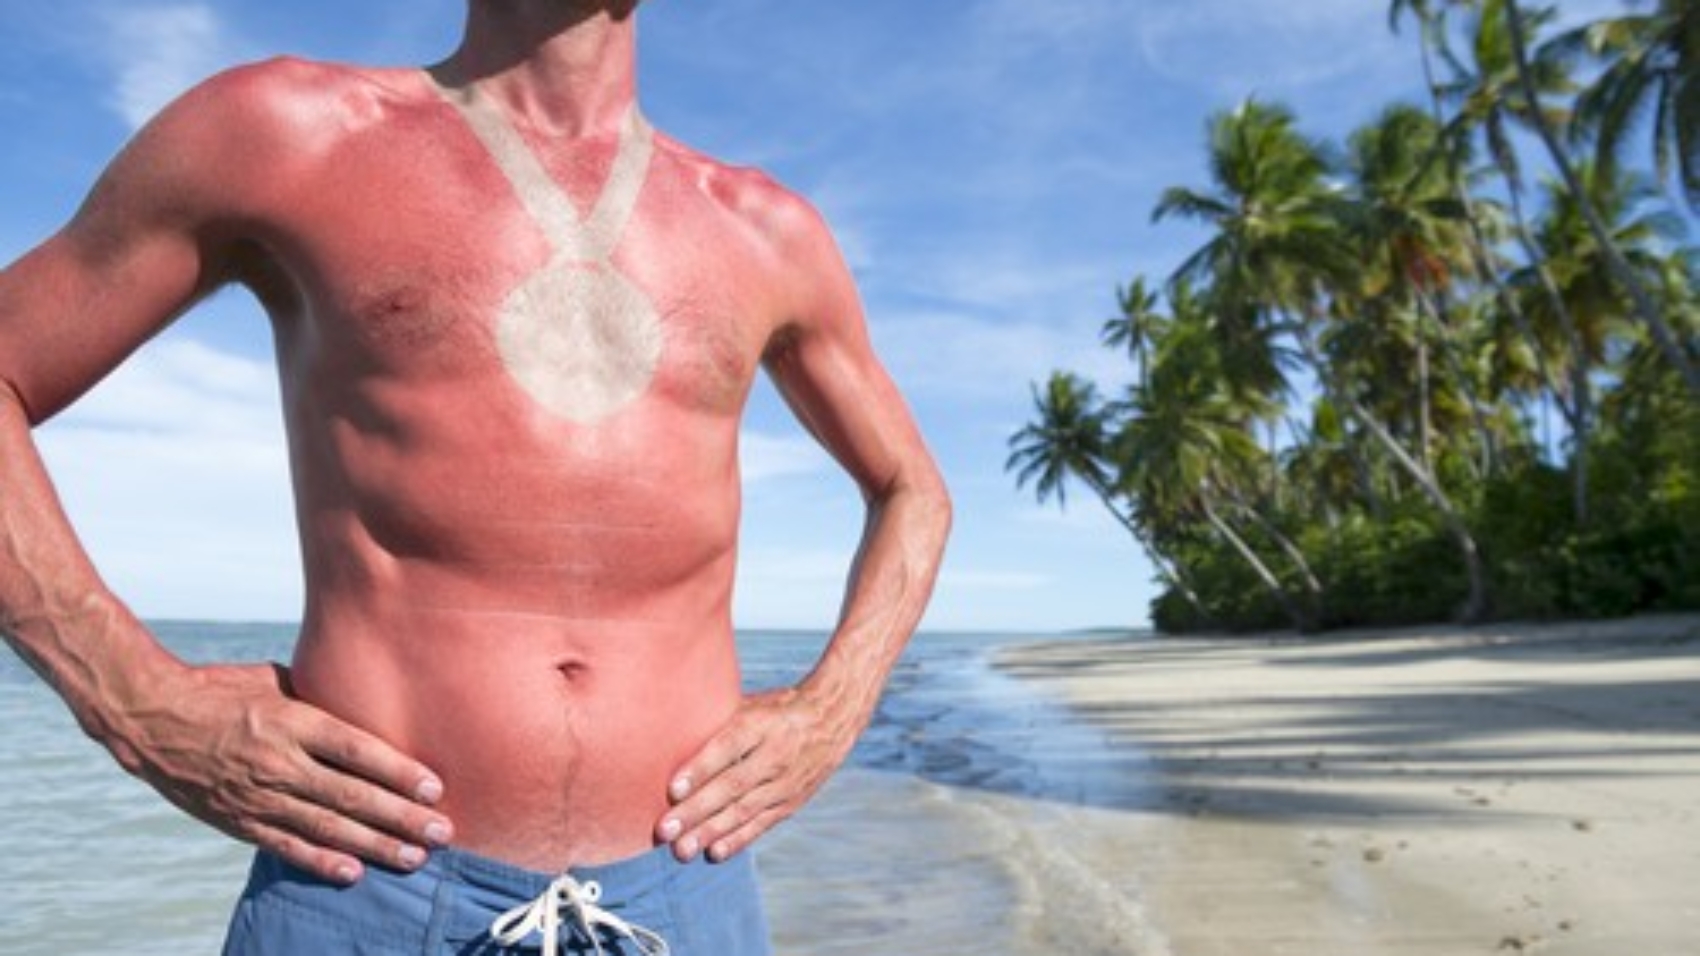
[995,614,1700,956]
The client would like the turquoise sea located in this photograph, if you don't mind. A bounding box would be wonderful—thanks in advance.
[0,624,1160,954]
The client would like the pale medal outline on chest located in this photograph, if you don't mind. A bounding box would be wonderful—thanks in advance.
[434,80,662,425]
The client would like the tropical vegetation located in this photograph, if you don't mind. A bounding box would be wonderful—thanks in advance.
[1009,0,1700,633]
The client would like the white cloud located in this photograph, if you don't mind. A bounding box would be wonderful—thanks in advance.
[61,337,281,438]
[967,0,1126,54]
[940,568,1049,592]
[1128,0,1630,107]
[733,546,853,628]
[1012,498,1126,534]
[872,309,1129,405]
[100,4,244,130]
[737,547,851,585]
[1136,0,1409,98]
[36,338,300,619]
[742,431,831,483]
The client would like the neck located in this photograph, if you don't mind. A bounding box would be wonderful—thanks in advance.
[433,1,639,136]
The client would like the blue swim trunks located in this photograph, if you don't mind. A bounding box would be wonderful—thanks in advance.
[220,845,772,956]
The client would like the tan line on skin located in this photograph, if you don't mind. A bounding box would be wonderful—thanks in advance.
[433,77,663,425]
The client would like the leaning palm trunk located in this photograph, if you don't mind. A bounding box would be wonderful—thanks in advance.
[1343,426,1390,521]
[1410,16,1585,504]
[1406,7,1508,478]
[1504,0,1700,399]
[1296,325,1490,623]
[1139,536,1210,624]
[1415,287,1502,477]
[1455,176,1580,468]
[1198,494,1308,631]
[1417,334,1435,473]
[1502,167,1594,525]
[1230,499,1325,631]
[1224,487,1325,604]
[1081,473,1210,622]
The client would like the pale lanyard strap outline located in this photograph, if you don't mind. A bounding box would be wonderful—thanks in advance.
[434,80,655,267]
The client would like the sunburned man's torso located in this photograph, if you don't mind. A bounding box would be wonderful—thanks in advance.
[218,58,797,870]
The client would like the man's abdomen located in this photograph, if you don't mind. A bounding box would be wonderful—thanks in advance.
[276,315,754,871]
[290,561,743,872]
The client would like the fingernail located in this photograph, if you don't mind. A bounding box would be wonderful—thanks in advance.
[417,777,444,804]
[334,864,360,885]
[669,776,691,801]
[677,836,700,860]
[398,845,427,869]
[425,821,452,846]
[659,818,681,841]
[709,842,729,863]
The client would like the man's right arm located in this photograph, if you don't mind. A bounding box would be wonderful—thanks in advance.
[0,61,451,884]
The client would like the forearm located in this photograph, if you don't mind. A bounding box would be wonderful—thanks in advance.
[656,466,949,862]
[0,386,182,754]
[1,389,454,883]
[802,468,952,730]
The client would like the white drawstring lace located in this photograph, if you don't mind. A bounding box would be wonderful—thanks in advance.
[489,875,670,956]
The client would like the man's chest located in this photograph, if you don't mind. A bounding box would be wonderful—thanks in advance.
[258,127,773,423]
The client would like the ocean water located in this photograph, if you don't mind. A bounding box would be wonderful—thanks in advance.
[0,625,1160,954]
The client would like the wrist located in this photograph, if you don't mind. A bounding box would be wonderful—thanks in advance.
[39,595,188,764]
[797,663,879,740]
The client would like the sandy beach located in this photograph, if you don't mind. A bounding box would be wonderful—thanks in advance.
[996,615,1700,956]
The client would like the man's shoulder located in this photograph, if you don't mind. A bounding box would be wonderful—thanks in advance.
[654,135,835,260]
[650,134,857,336]
[144,56,410,154]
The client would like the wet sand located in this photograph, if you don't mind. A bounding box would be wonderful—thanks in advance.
[997,615,1700,956]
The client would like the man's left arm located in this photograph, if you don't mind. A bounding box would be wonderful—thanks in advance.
[657,197,952,864]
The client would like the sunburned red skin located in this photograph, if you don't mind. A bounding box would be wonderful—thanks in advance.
[0,0,950,887]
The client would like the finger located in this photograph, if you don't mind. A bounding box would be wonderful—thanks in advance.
[667,719,762,805]
[286,712,454,857]
[285,755,454,861]
[705,805,787,864]
[260,781,441,876]
[244,818,366,886]
[300,711,445,807]
[661,742,772,841]
[670,771,784,863]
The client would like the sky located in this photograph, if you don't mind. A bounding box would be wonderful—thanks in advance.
[0,0,1631,633]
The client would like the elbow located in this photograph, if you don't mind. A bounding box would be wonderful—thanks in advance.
[879,460,952,551]
[923,468,953,546]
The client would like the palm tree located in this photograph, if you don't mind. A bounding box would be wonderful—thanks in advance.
[1523,163,1683,373]
[1282,399,1388,525]
[1169,286,1326,617]
[1155,98,1353,323]
[1220,483,1327,614]
[1511,159,1688,521]
[1156,97,1492,621]
[1389,0,1558,478]
[1344,102,1487,475]
[1500,0,1700,397]
[1440,0,1603,485]
[1390,0,1582,452]
[1155,99,1341,504]
[1613,249,1700,417]
[1007,372,1208,618]
[1007,372,1114,510]
[1390,0,1463,123]
[1564,0,1700,213]
[1101,276,1166,388]
[1114,312,1310,630]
